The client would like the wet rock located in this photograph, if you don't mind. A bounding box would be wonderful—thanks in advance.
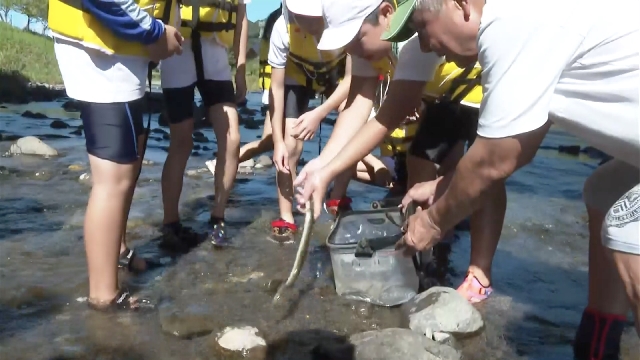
[39,134,71,140]
[69,128,83,136]
[9,136,58,157]
[216,326,266,352]
[202,145,211,151]
[185,167,210,177]
[162,133,170,140]
[348,328,460,360]
[79,172,91,183]
[158,302,217,338]
[68,164,85,171]
[238,106,257,117]
[193,132,209,143]
[151,127,168,135]
[254,155,273,169]
[21,110,48,119]
[244,117,260,130]
[50,119,70,129]
[403,287,483,339]
[240,158,255,168]
[558,145,580,156]
[0,133,21,142]
[193,144,201,150]
[62,99,82,112]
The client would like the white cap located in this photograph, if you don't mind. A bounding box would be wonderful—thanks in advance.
[284,0,323,17]
[317,0,381,50]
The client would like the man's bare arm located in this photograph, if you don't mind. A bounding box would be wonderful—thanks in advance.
[429,121,552,232]
[314,55,352,117]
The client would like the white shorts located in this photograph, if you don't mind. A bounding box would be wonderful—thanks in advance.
[262,89,269,105]
[160,39,232,89]
[584,159,640,255]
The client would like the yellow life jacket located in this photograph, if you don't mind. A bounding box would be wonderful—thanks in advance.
[48,0,176,58]
[284,23,346,93]
[179,0,237,48]
[424,62,482,108]
[259,39,271,91]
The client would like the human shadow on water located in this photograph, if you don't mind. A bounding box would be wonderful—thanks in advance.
[0,197,64,241]
[264,329,354,360]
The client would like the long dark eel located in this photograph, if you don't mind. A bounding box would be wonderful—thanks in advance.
[272,200,315,304]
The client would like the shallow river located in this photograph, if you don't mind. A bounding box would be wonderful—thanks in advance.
[0,92,637,360]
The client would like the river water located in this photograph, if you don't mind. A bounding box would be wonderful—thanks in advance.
[0,92,637,360]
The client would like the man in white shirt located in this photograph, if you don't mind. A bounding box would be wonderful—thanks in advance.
[346,0,639,357]
[159,0,250,246]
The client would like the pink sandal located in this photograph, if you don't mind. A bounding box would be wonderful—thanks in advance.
[456,272,493,303]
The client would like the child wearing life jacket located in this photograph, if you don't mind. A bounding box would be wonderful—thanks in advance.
[267,0,351,242]
[295,0,506,304]
[49,0,182,310]
[159,0,250,247]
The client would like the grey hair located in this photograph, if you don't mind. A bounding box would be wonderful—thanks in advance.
[415,0,446,12]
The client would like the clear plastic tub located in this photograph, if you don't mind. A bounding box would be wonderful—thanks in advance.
[326,209,419,307]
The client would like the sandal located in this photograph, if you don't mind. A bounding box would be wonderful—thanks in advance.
[88,290,154,312]
[118,247,156,274]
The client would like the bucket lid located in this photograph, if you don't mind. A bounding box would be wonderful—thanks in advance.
[326,208,403,247]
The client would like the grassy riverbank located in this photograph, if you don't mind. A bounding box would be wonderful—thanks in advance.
[0,22,261,100]
[0,22,62,86]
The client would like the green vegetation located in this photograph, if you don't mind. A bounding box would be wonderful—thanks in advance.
[0,21,62,85]
[0,0,264,97]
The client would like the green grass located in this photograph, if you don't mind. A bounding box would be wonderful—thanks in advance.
[0,22,62,85]
[0,21,262,94]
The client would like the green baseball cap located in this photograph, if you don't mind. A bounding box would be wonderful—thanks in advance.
[380,0,418,43]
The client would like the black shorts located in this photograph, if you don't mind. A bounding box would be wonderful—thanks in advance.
[80,98,145,164]
[408,100,479,165]
[162,80,236,124]
[284,85,311,119]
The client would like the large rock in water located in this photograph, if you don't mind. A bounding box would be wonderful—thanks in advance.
[347,328,460,360]
[9,136,58,157]
[403,287,484,338]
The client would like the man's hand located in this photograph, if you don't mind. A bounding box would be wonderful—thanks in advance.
[291,108,324,141]
[294,168,330,219]
[273,142,289,173]
[401,179,440,209]
[234,72,247,103]
[397,208,443,257]
[146,25,183,62]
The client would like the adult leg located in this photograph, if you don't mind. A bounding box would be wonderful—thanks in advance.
[574,159,637,359]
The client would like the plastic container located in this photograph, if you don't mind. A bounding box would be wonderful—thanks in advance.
[326,208,420,307]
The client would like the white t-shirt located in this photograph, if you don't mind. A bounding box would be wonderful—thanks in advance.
[476,0,639,166]
[161,0,250,88]
[350,34,443,82]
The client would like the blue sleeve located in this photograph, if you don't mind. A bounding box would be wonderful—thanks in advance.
[82,0,165,45]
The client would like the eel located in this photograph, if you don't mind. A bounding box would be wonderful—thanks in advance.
[272,200,315,304]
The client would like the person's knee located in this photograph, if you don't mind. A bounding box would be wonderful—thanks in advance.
[168,126,194,155]
[90,158,136,194]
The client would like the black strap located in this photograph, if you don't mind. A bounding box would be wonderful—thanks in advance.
[189,3,205,82]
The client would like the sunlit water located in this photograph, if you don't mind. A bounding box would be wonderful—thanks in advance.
[0,93,637,359]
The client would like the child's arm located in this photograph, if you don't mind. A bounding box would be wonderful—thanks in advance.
[233,2,248,101]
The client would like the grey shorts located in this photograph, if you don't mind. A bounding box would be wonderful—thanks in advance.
[583,159,640,254]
